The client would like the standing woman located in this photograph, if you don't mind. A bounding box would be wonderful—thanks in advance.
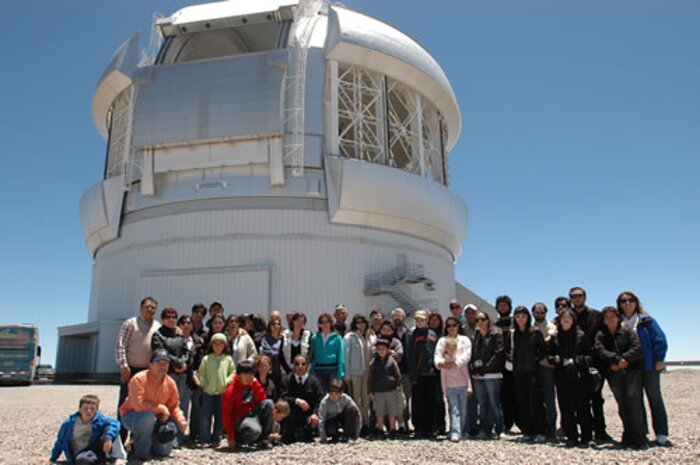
[225,314,257,369]
[344,314,375,432]
[204,313,226,347]
[617,292,671,446]
[281,312,311,375]
[507,306,547,444]
[310,313,346,393]
[178,314,205,444]
[594,306,646,449]
[427,312,446,435]
[260,315,285,389]
[547,309,593,447]
[435,316,473,441]
[151,307,190,393]
[470,312,505,439]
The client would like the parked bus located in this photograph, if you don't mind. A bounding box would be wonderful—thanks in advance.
[0,324,41,385]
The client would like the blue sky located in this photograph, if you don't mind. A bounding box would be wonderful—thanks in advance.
[1,0,698,366]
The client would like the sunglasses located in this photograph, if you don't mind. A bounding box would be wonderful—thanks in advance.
[555,303,569,308]
[162,315,177,320]
[446,324,458,328]
[476,317,487,322]
[144,305,157,310]
[534,311,546,315]
[619,299,636,304]
[569,294,585,299]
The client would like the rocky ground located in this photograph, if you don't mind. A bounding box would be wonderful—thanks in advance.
[1,370,698,464]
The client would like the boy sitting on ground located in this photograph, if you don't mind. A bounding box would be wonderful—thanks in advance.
[269,400,291,445]
[49,394,124,465]
[318,379,362,444]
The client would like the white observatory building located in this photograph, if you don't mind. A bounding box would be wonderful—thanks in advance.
[57,0,473,378]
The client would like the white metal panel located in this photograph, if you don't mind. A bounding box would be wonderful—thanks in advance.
[153,137,275,173]
[92,32,141,139]
[325,6,461,151]
[79,177,125,256]
[131,52,285,148]
[166,0,299,30]
[324,156,467,258]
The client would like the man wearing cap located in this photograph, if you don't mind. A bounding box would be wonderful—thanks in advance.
[120,349,187,460]
[405,310,439,438]
[115,297,162,441]
[462,304,478,340]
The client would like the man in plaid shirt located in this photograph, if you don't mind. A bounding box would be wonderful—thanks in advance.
[115,296,161,441]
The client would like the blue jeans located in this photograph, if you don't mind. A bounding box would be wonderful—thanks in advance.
[474,378,504,435]
[121,411,175,458]
[540,366,557,433]
[171,372,191,444]
[200,393,223,443]
[642,369,668,437]
[447,387,469,439]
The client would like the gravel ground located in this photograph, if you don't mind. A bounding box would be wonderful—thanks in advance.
[1,370,698,465]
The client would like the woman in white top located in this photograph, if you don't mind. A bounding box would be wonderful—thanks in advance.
[344,314,375,431]
[225,314,257,369]
[281,311,311,375]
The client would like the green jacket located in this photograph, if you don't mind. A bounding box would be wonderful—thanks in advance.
[198,353,235,395]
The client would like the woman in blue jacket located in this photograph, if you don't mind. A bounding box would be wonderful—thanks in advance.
[617,291,672,447]
[310,312,346,393]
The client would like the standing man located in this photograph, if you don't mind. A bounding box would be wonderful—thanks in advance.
[406,310,439,439]
[205,301,225,330]
[462,303,479,436]
[115,296,161,441]
[391,307,412,434]
[462,304,478,340]
[334,305,349,336]
[369,309,384,336]
[494,295,517,434]
[191,303,207,337]
[569,286,612,443]
[120,349,187,460]
[449,300,464,322]
[532,302,557,437]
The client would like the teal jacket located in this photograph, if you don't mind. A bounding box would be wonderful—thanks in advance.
[310,332,346,380]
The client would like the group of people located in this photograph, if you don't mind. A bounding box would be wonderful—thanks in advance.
[49,286,671,464]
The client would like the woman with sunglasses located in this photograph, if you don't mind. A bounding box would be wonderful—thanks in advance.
[344,314,375,433]
[617,291,671,447]
[310,313,346,393]
[469,312,505,439]
[506,306,547,444]
[177,314,205,444]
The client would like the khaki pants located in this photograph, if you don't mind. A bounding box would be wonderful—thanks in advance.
[348,373,370,427]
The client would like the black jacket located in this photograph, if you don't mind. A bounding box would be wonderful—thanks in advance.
[505,327,546,374]
[575,306,602,343]
[151,326,190,372]
[594,324,642,375]
[547,327,590,374]
[406,327,438,379]
[470,327,505,376]
[368,354,401,392]
[281,372,325,416]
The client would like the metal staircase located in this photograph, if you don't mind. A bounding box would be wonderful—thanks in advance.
[364,258,435,315]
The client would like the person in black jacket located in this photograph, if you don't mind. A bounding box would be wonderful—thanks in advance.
[176,314,205,444]
[279,354,324,443]
[506,306,547,443]
[470,312,506,439]
[548,309,593,447]
[594,306,647,449]
[406,310,440,438]
[494,295,517,434]
[570,286,612,443]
